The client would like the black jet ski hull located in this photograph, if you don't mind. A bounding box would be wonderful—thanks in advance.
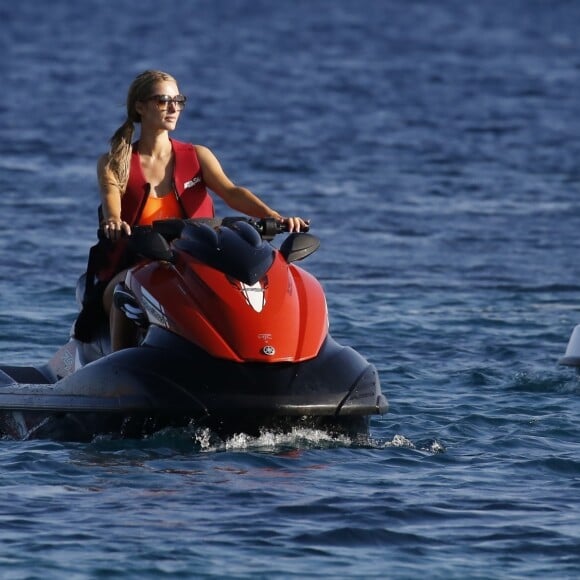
[0,327,387,441]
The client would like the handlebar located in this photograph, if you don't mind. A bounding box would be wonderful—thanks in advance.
[251,217,310,238]
[220,217,309,240]
[122,216,314,264]
[111,216,309,245]
[250,217,284,239]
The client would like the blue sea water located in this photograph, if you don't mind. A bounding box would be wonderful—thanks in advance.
[1,0,580,577]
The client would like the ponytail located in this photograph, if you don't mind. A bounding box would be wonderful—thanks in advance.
[104,119,134,193]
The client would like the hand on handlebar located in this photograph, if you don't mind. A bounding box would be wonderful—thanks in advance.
[282,216,310,233]
[101,219,132,241]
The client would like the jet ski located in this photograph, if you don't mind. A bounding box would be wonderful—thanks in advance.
[0,217,387,441]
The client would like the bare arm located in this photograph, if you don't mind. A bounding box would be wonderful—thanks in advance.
[97,154,131,240]
[196,145,308,232]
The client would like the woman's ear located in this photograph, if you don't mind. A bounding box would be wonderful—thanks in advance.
[134,100,145,117]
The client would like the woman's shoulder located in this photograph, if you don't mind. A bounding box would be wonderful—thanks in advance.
[173,141,214,161]
[192,144,213,158]
[171,139,205,151]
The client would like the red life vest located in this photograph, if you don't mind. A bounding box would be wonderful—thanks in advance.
[92,139,215,284]
[121,139,214,224]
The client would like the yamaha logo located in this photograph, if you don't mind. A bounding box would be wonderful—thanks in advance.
[262,345,276,356]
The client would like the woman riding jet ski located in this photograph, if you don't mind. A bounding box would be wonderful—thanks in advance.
[0,70,386,440]
[0,217,387,441]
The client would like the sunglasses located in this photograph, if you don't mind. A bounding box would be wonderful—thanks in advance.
[145,94,187,111]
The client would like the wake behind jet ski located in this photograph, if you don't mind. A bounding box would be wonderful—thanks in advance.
[0,217,387,441]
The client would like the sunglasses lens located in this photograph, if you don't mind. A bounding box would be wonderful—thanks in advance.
[155,95,171,110]
[173,96,186,110]
[153,95,186,110]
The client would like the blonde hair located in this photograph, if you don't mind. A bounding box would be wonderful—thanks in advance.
[105,70,178,192]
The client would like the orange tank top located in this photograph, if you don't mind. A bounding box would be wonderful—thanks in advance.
[138,193,183,226]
